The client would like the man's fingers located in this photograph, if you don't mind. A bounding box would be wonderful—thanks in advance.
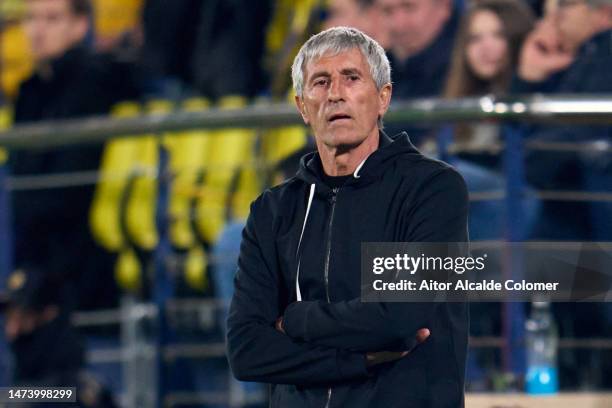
[366,351,409,367]
[275,316,285,334]
[366,329,431,367]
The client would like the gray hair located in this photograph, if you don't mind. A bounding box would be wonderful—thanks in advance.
[291,26,391,98]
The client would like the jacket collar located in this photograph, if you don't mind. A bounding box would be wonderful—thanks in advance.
[296,130,418,195]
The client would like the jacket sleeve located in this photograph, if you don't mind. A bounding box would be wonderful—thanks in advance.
[226,195,369,385]
[282,168,469,352]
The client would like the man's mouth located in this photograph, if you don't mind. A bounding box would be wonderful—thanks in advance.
[328,113,352,123]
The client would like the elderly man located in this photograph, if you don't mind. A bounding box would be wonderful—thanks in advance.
[227,27,469,407]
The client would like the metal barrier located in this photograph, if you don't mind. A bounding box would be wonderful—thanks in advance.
[0,94,611,407]
[0,94,611,149]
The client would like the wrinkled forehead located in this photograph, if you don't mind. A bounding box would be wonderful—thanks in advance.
[303,47,371,78]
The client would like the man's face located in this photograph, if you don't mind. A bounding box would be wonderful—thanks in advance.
[23,0,88,62]
[377,0,451,60]
[554,0,606,51]
[295,48,391,151]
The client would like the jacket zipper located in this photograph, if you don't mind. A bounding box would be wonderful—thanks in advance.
[324,188,338,303]
[324,187,339,408]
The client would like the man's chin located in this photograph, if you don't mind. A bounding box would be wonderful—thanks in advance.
[322,136,365,154]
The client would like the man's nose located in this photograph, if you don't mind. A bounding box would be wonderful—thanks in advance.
[328,78,345,102]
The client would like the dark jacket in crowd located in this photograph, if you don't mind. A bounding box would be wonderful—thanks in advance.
[510,29,612,189]
[10,313,117,408]
[10,45,139,309]
[141,0,272,99]
[512,29,612,96]
[511,28,612,244]
[388,9,459,99]
[227,132,469,407]
[386,7,460,144]
[14,46,139,122]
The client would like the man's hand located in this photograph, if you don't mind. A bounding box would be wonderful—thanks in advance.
[365,328,430,368]
[518,17,574,82]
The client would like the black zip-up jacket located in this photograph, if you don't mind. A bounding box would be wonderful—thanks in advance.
[227,132,469,407]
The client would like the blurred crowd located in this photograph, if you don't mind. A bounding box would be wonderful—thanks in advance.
[0,0,611,404]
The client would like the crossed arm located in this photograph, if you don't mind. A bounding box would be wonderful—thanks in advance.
[227,169,468,384]
[226,199,425,385]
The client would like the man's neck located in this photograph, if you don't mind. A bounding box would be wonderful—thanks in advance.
[317,130,379,176]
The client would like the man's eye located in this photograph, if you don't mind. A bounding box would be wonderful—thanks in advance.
[348,75,359,81]
[314,79,328,86]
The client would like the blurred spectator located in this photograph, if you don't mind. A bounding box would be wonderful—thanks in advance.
[1,268,82,387]
[441,0,538,241]
[0,268,117,407]
[139,0,203,94]
[377,0,462,143]
[140,0,272,99]
[512,0,612,241]
[378,0,460,98]
[514,0,612,92]
[440,2,537,389]
[14,0,139,122]
[512,0,612,389]
[444,0,535,164]
[9,0,138,310]
[190,0,272,100]
[323,0,390,48]
[446,0,534,101]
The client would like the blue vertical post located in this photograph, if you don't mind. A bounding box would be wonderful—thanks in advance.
[0,155,13,387]
[0,156,11,290]
[153,141,173,408]
[436,125,454,163]
[502,125,526,377]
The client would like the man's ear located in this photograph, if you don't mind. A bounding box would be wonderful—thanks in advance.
[295,95,309,125]
[378,83,392,118]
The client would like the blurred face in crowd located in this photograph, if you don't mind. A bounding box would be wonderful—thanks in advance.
[378,0,452,60]
[465,10,509,80]
[554,0,612,51]
[324,0,390,48]
[4,306,58,342]
[295,48,391,153]
[23,0,89,62]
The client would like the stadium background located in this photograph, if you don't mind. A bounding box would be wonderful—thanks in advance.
[0,0,610,406]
